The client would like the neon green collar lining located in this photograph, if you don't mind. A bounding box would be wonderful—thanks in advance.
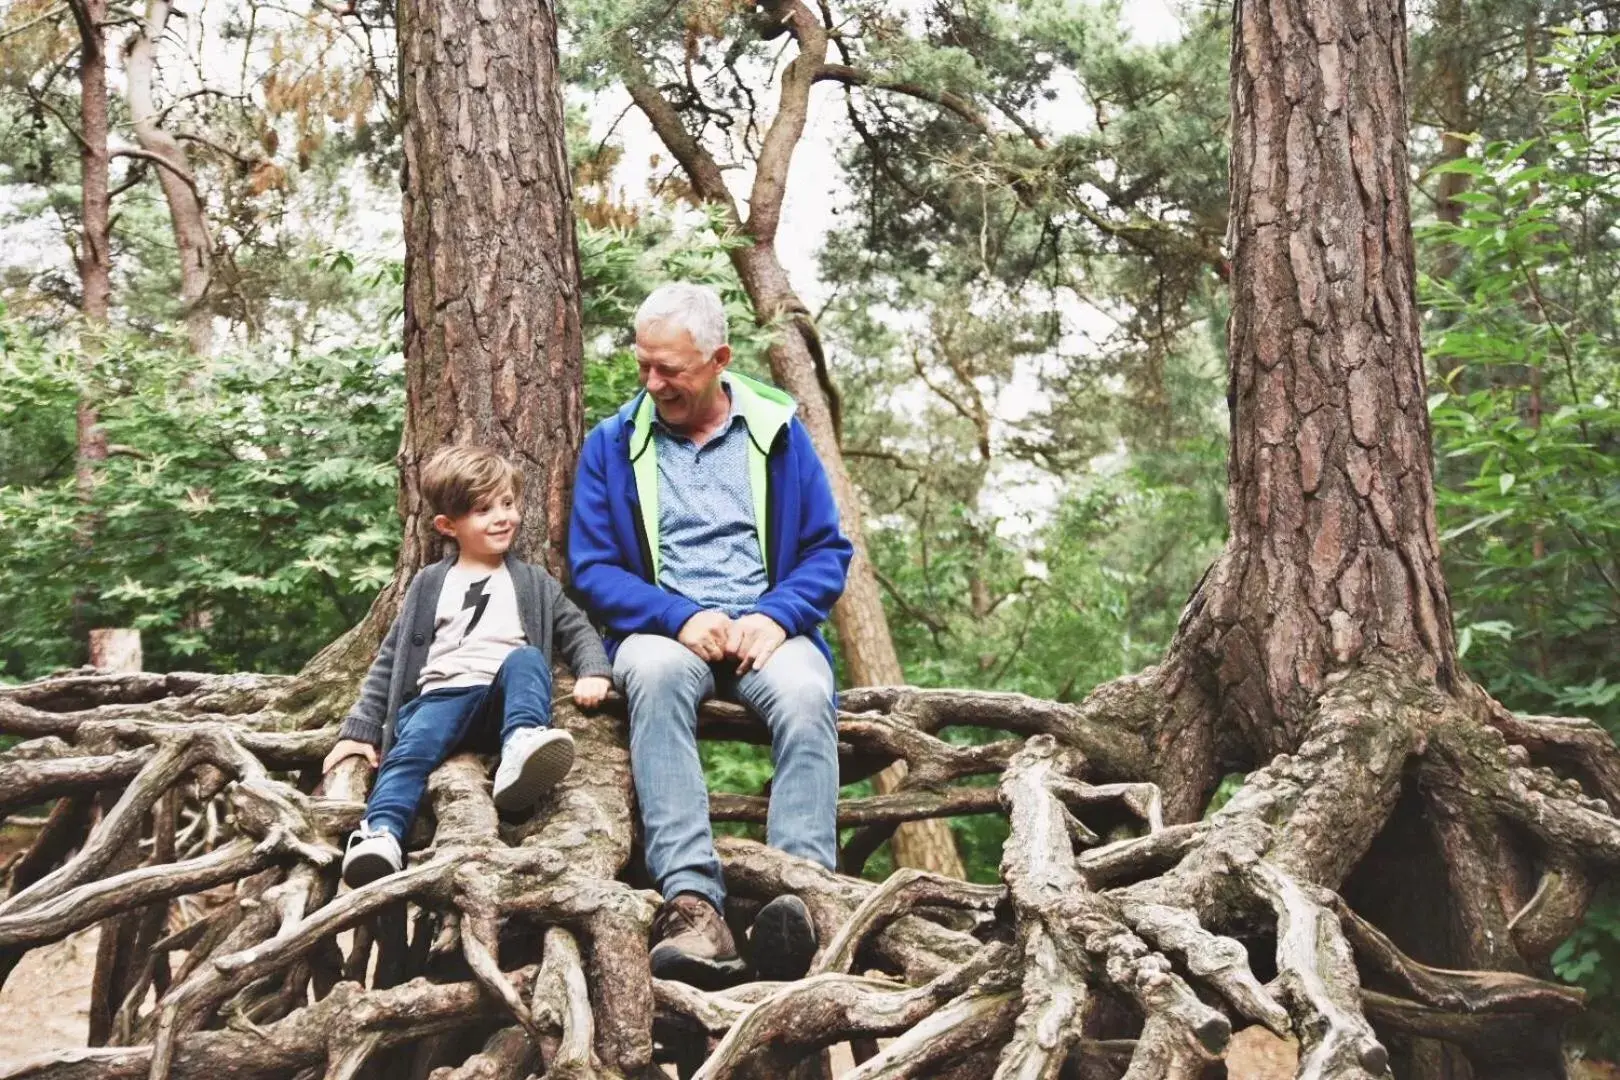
[628,371,795,580]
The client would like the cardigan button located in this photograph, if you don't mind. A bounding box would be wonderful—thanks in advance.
[410,633,426,647]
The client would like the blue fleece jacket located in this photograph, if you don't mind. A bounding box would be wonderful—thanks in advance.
[568,385,853,669]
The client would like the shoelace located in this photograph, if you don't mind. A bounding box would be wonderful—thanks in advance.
[348,824,386,850]
[653,902,702,938]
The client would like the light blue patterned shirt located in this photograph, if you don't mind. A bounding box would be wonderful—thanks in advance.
[652,387,770,616]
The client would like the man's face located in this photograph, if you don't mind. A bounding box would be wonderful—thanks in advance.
[636,319,729,430]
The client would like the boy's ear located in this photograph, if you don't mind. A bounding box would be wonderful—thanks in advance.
[431,513,457,539]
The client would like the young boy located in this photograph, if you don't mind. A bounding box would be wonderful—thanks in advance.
[325,445,613,887]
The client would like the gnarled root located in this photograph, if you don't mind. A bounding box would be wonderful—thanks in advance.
[4,649,1620,1079]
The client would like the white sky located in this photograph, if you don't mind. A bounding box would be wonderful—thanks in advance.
[3,0,1190,537]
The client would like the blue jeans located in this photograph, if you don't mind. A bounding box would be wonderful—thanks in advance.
[366,645,553,842]
[613,633,838,911]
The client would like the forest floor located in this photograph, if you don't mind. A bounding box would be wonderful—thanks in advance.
[0,928,97,1063]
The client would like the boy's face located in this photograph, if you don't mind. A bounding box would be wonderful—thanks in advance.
[433,484,520,560]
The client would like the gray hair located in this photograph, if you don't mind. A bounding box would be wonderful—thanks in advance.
[634,282,729,358]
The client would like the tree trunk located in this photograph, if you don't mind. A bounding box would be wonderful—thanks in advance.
[396,0,584,580]
[1157,2,1573,1074]
[1173,0,1458,759]
[68,0,145,677]
[730,247,966,879]
[1433,0,1473,241]
[71,0,110,587]
[283,0,586,720]
[124,0,212,357]
[71,0,110,352]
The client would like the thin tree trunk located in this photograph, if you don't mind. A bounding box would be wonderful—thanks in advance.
[623,2,964,876]
[72,0,110,503]
[124,0,211,356]
[1432,0,1472,271]
[734,249,965,878]
[70,0,112,649]
[72,0,111,453]
[1522,24,1548,681]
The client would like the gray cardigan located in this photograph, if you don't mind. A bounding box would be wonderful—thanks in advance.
[337,554,612,751]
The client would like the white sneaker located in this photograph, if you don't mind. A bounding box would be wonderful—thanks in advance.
[492,727,575,812]
[342,821,402,888]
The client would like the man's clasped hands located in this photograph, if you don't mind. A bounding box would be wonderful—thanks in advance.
[677,610,787,673]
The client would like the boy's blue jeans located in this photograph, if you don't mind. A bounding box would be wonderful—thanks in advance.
[613,633,838,912]
[366,645,553,843]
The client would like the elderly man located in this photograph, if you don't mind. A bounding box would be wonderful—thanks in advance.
[569,282,852,987]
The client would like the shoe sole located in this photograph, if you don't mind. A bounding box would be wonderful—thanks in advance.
[492,732,576,812]
[342,850,398,889]
[753,896,817,981]
[649,942,749,990]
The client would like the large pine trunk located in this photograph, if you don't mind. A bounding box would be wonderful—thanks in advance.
[1174,0,1458,764]
[396,0,585,580]
[1147,1,1587,1074]
[284,0,588,718]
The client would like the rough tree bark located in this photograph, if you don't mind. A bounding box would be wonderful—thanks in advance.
[394,0,584,580]
[618,0,965,879]
[285,0,587,722]
[4,1,1620,1078]
[67,0,111,648]
[122,0,212,357]
[69,0,111,492]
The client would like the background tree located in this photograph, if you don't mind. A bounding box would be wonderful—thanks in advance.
[121,0,212,356]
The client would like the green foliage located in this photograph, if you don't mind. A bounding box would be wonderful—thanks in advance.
[1421,29,1620,733]
[0,207,773,680]
[0,312,403,677]
[1554,885,1620,1055]
[1419,29,1620,1052]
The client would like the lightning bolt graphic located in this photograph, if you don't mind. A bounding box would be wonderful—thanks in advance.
[461,576,492,640]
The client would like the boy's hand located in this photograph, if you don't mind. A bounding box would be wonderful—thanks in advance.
[573,675,611,708]
[323,738,379,774]
[726,613,787,674]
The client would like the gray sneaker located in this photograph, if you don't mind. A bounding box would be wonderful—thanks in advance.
[492,727,576,811]
[342,821,402,888]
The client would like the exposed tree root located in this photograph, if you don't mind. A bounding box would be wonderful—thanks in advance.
[1,651,1618,1079]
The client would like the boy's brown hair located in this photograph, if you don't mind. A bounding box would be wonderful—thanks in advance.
[420,445,524,519]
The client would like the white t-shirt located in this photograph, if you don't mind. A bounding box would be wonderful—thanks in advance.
[417,564,527,694]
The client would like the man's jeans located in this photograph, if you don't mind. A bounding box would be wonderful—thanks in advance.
[614,634,838,911]
[366,645,553,843]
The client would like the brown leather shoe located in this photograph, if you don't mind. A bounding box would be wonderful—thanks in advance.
[649,893,747,989]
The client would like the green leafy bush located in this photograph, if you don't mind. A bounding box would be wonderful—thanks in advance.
[0,316,403,676]
[1420,29,1620,1052]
